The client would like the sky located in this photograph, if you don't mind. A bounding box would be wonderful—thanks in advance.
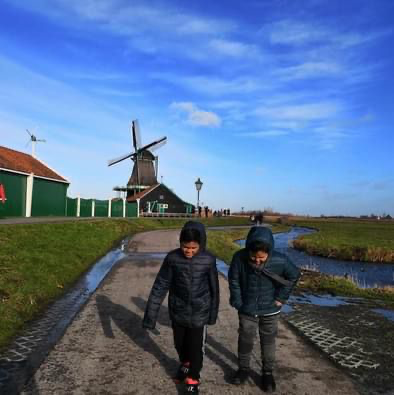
[0,0,393,216]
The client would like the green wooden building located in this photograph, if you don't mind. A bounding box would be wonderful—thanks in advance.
[0,146,69,217]
[127,183,194,216]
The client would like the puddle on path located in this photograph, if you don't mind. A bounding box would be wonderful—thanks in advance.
[372,308,394,322]
[0,239,128,394]
[215,257,394,325]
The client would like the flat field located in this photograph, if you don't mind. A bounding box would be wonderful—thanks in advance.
[290,218,394,263]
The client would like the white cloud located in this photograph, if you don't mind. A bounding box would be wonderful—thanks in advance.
[153,72,263,96]
[239,130,288,138]
[13,0,236,42]
[170,102,221,127]
[209,100,244,110]
[256,102,341,121]
[209,39,261,58]
[313,126,348,150]
[268,20,327,45]
[267,20,389,48]
[275,61,342,80]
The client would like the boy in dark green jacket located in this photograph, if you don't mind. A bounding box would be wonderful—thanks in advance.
[228,226,300,392]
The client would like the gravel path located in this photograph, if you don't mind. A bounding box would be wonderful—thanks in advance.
[22,230,359,394]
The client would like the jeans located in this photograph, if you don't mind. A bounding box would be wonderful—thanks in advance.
[237,312,279,372]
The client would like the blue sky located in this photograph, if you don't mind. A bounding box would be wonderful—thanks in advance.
[1,0,393,216]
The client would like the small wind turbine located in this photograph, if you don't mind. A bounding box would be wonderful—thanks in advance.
[26,129,46,158]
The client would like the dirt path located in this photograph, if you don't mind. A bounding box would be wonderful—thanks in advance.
[22,230,359,394]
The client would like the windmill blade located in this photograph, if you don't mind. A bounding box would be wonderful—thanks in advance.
[107,151,134,167]
[37,139,46,142]
[149,138,167,153]
[137,136,167,153]
[132,120,142,150]
[26,129,32,137]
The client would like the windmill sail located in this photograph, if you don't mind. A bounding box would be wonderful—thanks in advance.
[132,120,141,150]
[108,151,134,167]
[108,119,167,196]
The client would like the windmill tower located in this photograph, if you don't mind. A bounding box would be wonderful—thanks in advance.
[108,120,167,198]
[26,129,46,158]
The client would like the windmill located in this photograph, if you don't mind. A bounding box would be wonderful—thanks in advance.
[26,129,46,158]
[108,120,167,197]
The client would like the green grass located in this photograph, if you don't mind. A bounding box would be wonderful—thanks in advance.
[298,271,394,307]
[0,216,250,350]
[289,218,394,263]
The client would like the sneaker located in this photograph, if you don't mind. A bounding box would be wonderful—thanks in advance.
[231,369,249,385]
[185,377,200,393]
[261,372,276,392]
[173,362,190,384]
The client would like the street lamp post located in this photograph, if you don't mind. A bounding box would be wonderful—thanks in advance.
[195,177,203,217]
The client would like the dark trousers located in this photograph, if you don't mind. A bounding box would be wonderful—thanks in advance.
[172,322,206,380]
[237,312,280,372]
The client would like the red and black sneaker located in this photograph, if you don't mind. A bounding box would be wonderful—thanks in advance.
[185,377,200,393]
[173,362,190,384]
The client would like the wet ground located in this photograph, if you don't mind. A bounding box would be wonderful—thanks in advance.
[284,301,394,394]
[218,260,394,395]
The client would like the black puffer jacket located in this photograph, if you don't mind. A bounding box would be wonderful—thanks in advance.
[229,226,300,316]
[143,221,219,329]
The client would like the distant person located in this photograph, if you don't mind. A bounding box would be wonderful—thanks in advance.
[198,206,202,217]
[204,206,209,218]
[255,212,263,225]
[143,221,219,394]
[228,226,300,392]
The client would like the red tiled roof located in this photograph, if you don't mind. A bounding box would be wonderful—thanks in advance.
[127,184,160,202]
[0,146,68,182]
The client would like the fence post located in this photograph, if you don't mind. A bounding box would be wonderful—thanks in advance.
[25,173,34,217]
[137,198,140,218]
[108,198,112,218]
[123,198,126,218]
[92,200,95,217]
[77,196,81,217]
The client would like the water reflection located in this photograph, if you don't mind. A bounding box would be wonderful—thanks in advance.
[372,308,394,322]
[236,228,394,288]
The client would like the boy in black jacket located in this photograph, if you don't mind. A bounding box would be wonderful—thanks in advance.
[228,226,300,392]
[143,221,219,394]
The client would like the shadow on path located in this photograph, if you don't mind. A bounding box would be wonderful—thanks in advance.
[130,296,239,383]
[95,295,183,394]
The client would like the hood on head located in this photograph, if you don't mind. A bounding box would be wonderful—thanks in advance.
[245,226,274,253]
[181,220,207,250]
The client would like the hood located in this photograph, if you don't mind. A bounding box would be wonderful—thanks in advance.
[181,220,207,250]
[245,226,274,253]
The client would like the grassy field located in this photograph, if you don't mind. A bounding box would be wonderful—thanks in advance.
[0,216,250,350]
[288,218,394,263]
[207,227,394,308]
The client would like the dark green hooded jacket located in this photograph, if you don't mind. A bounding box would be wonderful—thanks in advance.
[228,226,300,316]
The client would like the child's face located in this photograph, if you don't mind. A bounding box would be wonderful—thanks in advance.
[249,250,269,265]
[181,241,200,259]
